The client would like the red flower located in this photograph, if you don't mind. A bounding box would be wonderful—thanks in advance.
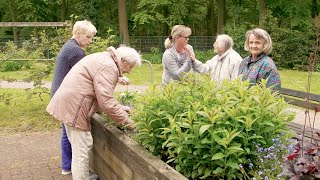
[287,153,299,160]
[307,148,315,155]
[315,106,319,113]
[307,165,316,173]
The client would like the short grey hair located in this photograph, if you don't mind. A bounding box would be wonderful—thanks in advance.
[244,28,272,55]
[215,34,234,51]
[164,25,192,49]
[72,20,97,38]
[116,46,142,67]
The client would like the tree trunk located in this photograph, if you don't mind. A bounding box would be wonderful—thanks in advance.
[259,0,267,27]
[118,0,130,46]
[217,0,226,34]
[206,0,215,35]
[162,7,169,35]
[311,0,319,18]
[130,0,137,14]
[61,0,67,21]
[7,0,18,45]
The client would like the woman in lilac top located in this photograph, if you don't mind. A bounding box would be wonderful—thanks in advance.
[238,28,281,91]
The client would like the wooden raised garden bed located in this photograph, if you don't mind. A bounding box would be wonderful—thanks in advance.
[89,114,187,180]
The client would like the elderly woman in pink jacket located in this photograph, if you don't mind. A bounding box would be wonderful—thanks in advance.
[46,46,141,180]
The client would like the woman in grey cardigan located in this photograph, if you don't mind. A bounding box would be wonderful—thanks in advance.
[187,34,242,82]
[162,25,195,86]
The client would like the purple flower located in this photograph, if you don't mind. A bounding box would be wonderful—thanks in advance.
[249,163,253,169]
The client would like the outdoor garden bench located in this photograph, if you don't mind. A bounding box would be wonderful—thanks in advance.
[280,88,320,140]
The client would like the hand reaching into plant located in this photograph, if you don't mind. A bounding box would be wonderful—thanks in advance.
[125,118,135,130]
[121,104,131,113]
[118,76,131,85]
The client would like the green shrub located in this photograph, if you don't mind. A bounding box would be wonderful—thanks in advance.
[194,49,214,63]
[142,47,162,64]
[132,73,294,179]
[1,61,23,71]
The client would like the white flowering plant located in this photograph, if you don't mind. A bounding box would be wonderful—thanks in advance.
[118,89,141,106]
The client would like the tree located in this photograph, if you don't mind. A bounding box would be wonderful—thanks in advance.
[7,0,18,44]
[61,0,67,21]
[311,0,319,18]
[206,0,216,35]
[217,0,226,34]
[118,0,130,45]
[259,0,267,27]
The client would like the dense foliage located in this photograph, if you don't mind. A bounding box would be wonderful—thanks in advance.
[132,73,295,179]
[1,0,320,70]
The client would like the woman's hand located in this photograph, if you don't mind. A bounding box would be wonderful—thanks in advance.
[125,118,135,130]
[184,46,195,63]
[118,76,131,85]
[121,105,131,113]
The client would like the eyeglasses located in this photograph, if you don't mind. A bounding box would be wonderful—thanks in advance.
[180,36,189,40]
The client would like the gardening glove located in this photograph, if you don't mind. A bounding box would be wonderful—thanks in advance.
[118,76,131,85]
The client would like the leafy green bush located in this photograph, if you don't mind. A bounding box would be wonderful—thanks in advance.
[0,61,23,71]
[141,47,162,64]
[132,73,294,179]
[194,49,214,63]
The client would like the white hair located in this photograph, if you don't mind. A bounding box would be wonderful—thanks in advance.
[244,28,272,54]
[71,20,97,38]
[215,34,234,51]
[116,46,142,66]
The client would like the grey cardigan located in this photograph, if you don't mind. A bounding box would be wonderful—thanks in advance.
[162,45,195,86]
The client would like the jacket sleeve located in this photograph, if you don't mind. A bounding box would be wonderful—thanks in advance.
[230,54,243,80]
[193,59,212,73]
[265,69,281,91]
[93,65,128,124]
[162,51,192,80]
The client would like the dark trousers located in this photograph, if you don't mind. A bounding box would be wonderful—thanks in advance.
[61,124,72,171]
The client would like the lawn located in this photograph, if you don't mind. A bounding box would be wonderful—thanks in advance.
[279,69,320,94]
[0,89,60,136]
[0,63,319,94]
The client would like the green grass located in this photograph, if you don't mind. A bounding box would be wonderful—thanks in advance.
[0,89,60,136]
[0,63,319,94]
[125,63,163,85]
[279,70,320,94]
[0,62,53,81]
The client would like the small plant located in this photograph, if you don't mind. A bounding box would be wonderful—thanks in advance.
[118,89,141,106]
[249,134,297,179]
[283,16,320,179]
